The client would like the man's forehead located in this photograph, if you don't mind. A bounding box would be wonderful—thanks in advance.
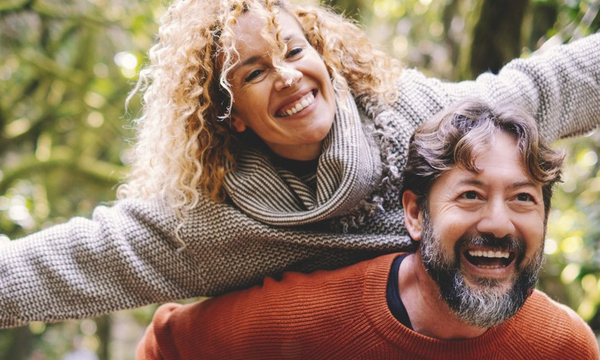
[439,132,538,187]
[440,159,539,190]
[448,170,538,189]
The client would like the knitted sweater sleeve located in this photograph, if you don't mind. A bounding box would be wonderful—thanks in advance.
[392,33,600,142]
[0,193,391,328]
[0,198,208,328]
[457,33,600,141]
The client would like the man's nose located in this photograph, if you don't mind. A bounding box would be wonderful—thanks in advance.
[274,66,302,91]
[475,198,516,239]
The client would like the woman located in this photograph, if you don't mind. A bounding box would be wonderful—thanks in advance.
[1,0,599,327]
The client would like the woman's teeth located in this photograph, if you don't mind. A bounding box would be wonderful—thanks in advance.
[279,92,315,117]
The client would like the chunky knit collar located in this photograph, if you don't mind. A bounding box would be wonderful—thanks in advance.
[224,94,382,226]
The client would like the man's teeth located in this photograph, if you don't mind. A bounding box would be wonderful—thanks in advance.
[280,92,315,117]
[467,250,510,259]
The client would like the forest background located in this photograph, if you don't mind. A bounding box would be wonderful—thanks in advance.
[0,0,599,359]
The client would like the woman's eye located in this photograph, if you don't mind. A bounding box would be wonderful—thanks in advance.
[286,47,303,58]
[245,69,264,82]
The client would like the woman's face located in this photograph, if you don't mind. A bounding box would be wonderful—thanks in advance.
[227,11,336,160]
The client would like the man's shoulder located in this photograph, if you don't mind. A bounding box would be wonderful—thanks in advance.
[511,290,599,359]
[526,290,588,327]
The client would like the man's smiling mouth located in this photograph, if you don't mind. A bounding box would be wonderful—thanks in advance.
[277,91,316,117]
[464,249,516,269]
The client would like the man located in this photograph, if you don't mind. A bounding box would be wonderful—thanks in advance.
[136,99,599,359]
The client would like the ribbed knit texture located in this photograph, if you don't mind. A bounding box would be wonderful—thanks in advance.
[1,34,600,327]
[137,253,600,360]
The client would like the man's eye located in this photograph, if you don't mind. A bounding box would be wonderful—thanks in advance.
[516,193,534,202]
[245,69,264,82]
[460,191,479,200]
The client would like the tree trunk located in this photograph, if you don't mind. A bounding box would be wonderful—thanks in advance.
[2,327,33,360]
[441,0,464,81]
[96,315,112,360]
[526,0,559,49]
[468,0,530,77]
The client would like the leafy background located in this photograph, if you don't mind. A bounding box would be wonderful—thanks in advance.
[0,0,599,358]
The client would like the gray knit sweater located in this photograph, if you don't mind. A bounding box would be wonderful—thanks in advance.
[1,34,599,328]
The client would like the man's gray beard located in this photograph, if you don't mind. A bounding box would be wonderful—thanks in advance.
[419,207,544,328]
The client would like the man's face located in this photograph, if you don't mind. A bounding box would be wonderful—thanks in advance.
[420,131,546,328]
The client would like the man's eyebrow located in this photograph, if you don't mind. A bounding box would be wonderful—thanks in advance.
[508,180,538,190]
[457,178,538,189]
[457,179,486,188]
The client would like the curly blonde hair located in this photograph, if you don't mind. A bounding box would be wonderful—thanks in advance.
[120,0,402,210]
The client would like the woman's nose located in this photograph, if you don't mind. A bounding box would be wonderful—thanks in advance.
[274,66,302,91]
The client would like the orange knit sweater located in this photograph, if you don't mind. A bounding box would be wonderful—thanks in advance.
[137,253,599,359]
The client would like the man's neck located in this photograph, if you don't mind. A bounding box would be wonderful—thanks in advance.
[399,253,489,340]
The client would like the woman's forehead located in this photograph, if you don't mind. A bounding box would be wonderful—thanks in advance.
[232,11,301,42]
[228,11,305,64]
[218,9,308,80]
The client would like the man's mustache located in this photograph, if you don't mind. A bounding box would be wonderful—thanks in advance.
[455,233,525,253]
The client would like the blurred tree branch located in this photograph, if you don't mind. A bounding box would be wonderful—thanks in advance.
[0,148,127,194]
[0,0,32,13]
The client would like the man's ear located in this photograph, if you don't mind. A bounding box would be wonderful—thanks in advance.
[402,190,423,241]
[231,114,247,133]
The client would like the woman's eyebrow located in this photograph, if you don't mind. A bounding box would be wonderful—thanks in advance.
[231,54,266,75]
[230,34,302,75]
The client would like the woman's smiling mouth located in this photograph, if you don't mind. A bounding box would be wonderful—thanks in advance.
[276,91,316,117]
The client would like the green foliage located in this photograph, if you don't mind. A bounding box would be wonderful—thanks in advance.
[545,132,600,328]
[0,0,165,359]
[0,0,164,234]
